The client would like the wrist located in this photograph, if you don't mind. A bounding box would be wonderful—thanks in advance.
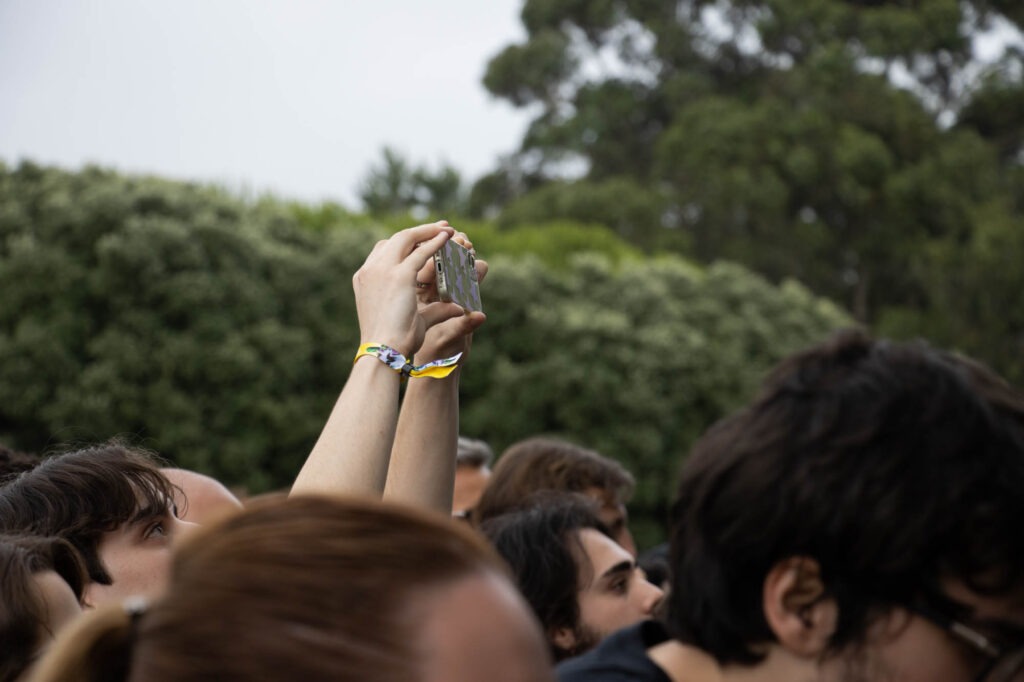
[354,343,462,380]
[360,337,410,358]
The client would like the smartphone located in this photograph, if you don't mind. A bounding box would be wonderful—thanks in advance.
[434,240,483,313]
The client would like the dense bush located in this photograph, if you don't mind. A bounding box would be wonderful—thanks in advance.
[0,161,849,543]
[0,161,370,491]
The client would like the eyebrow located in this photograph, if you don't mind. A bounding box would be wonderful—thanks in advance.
[599,560,635,582]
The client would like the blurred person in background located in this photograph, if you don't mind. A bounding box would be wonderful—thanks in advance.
[452,435,493,519]
[475,436,638,556]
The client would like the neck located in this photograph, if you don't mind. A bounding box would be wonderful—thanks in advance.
[647,640,814,682]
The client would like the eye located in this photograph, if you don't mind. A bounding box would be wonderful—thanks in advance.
[609,577,629,595]
[145,522,167,539]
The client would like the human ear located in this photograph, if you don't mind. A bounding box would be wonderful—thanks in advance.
[762,556,837,657]
[551,626,577,654]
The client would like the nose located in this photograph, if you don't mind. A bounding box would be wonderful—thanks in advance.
[637,569,665,614]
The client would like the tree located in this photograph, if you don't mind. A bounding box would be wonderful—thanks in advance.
[357,147,468,217]
[476,0,1023,319]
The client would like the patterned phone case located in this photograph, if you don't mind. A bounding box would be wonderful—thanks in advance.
[434,241,483,312]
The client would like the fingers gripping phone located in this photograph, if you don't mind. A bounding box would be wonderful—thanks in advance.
[434,240,483,313]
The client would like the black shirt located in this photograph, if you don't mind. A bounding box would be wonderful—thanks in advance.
[556,620,672,681]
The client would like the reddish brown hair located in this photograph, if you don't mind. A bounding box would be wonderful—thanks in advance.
[474,436,634,525]
[31,495,508,682]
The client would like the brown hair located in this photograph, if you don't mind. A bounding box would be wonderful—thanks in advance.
[31,495,508,682]
[0,534,87,682]
[0,441,177,585]
[474,437,634,525]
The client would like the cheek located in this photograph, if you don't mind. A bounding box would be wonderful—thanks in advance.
[577,592,637,636]
[840,617,979,682]
[95,546,174,602]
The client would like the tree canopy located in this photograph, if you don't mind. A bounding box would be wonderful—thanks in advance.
[473,0,1024,383]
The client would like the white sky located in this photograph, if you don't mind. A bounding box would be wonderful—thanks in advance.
[0,0,531,208]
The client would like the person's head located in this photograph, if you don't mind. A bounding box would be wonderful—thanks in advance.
[475,436,637,555]
[0,534,86,681]
[30,494,554,682]
[452,435,493,518]
[667,329,1024,681]
[481,493,663,662]
[159,468,242,524]
[0,442,198,607]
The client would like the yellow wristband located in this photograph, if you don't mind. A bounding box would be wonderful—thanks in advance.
[354,343,461,379]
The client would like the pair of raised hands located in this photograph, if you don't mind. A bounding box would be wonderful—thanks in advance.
[352,220,487,367]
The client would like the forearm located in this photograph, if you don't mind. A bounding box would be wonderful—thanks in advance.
[291,359,402,497]
[384,369,460,513]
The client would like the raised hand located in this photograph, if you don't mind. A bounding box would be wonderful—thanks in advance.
[412,230,489,365]
[352,221,465,358]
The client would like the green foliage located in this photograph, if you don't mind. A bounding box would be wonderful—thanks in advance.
[358,146,468,217]
[497,177,676,251]
[876,199,1024,386]
[469,220,646,269]
[0,161,375,492]
[459,253,849,545]
[474,0,1024,388]
[0,163,850,545]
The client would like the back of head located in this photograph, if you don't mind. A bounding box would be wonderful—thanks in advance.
[667,329,1024,663]
[32,495,513,682]
[159,467,242,524]
[456,436,494,469]
[474,437,634,525]
[0,534,87,682]
[0,442,175,585]
[480,493,609,661]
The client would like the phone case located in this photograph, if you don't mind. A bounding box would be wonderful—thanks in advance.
[434,241,483,312]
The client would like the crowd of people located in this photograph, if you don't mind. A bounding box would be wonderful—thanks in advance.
[2,219,1024,681]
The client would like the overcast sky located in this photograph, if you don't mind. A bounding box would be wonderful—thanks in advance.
[0,1,532,208]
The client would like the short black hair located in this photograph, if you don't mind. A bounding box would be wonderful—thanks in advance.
[0,442,177,585]
[480,493,611,662]
[667,329,1024,664]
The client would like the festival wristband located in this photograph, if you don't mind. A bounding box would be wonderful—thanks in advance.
[353,343,462,379]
